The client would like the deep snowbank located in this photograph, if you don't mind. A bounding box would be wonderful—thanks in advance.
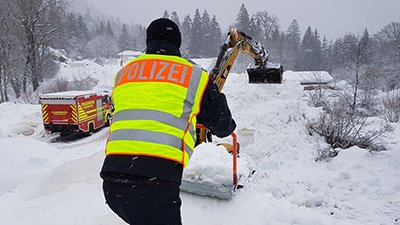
[0,59,399,225]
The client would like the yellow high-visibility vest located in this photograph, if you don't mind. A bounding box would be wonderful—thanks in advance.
[105,54,209,167]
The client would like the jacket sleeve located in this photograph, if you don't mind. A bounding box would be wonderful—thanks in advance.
[197,78,236,138]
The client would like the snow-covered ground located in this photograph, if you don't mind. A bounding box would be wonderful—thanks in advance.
[0,59,399,225]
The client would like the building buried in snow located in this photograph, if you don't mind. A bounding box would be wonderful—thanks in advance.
[283,71,333,90]
[118,50,144,66]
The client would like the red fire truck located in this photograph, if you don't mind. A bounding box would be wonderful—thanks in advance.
[39,91,113,135]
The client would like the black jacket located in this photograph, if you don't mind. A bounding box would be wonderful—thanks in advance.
[101,40,236,183]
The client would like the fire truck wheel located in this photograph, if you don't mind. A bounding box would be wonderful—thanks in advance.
[105,114,111,127]
[87,123,95,136]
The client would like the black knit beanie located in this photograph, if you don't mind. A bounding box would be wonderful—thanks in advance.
[146,18,181,48]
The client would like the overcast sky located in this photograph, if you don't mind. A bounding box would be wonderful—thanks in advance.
[79,0,400,40]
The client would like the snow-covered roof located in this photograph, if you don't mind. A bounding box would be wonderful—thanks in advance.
[39,91,105,99]
[283,71,333,84]
[117,50,144,57]
[47,47,68,58]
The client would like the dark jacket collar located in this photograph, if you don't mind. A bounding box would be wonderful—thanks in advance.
[146,40,181,57]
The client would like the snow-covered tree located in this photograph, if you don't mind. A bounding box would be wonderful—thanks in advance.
[208,15,223,57]
[253,11,279,45]
[118,23,133,52]
[235,4,251,35]
[87,34,118,60]
[181,14,192,57]
[333,30,374,112]
[321,36,332,72]
[189,9,203,57]
[97,21,106,35]
[0,0,23,100]
[54,13,91,59]
[269,27,285,63]
[105,20,115,38]
[374,22,400,89]
[283,19,301,70]
[299,26,323,71]
[12,0,67,92]
[286,20,301,47]
[200,10,211,57]
[170,11,180,28]
[162,10,169,19]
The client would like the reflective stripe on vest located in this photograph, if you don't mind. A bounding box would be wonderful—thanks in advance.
[106,55,207,167]
[110,109,196,158]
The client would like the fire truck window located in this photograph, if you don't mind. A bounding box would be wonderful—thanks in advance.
[102,97,106,103]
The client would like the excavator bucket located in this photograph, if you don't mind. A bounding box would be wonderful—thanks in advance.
[180,125,238,200]
[247,63,283,84]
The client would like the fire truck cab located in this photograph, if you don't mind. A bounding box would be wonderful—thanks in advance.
[39,91,113,135]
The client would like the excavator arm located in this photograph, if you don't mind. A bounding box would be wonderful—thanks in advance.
[209,29,283,91]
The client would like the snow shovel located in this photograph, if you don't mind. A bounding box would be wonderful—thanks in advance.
[180,125,238,200]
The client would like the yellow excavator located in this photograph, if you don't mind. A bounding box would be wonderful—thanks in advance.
[198,29,283,145]
[181,29,283,200]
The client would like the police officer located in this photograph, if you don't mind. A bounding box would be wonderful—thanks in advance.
[100,18,236,225]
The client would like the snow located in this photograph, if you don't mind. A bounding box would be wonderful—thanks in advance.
[39,90,105,99]
[0,59,399,225]
[284,70,333,84]
[117,51,144,57]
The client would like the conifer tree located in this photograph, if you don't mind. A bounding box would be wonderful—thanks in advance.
[170,11,180,27]
[269,27,285,63]
[284,19,301,69]
[321,36,332,71]
[77,15,90,42]
[97,21,106,35]
[105,20,114,37]
[374,22,400,89]
[201,10,211,57]
[162,10,169,19]
[359,29,372,65]
[208,15,223,57]
[181,14,192,57]
[189,9,202,57]
[300,26,323,70]
[313,28,323,70]
[118,23,133,51]
[235,4,251,35]
[286,20,301,49]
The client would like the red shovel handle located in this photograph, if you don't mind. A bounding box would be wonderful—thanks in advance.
[196,124,238,191]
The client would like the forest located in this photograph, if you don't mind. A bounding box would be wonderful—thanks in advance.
[0,0,399,103]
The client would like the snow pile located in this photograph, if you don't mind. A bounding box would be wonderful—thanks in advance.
[184,143,251,186]
[0,138,64,196]
[57,59,116,91]
[0,59,399,225]
[17,151,104,201]
[284,70,333,84]
[0,103,44,139]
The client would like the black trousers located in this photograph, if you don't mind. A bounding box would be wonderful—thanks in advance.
[102,173,182,225]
